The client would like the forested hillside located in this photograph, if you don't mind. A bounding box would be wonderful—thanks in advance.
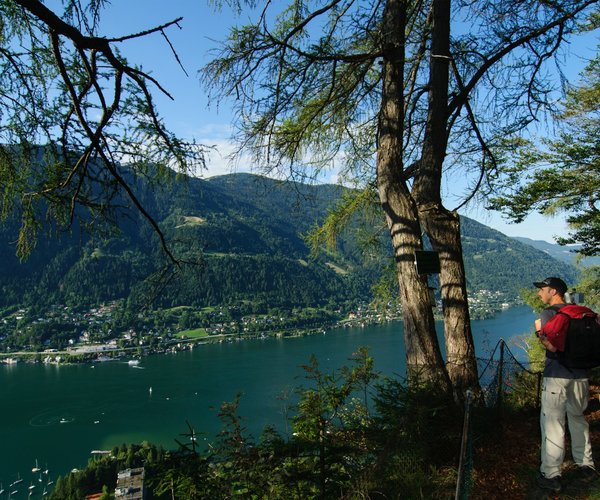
[513,237,600,267]
[460,217,578,292]
[0,171,576,313]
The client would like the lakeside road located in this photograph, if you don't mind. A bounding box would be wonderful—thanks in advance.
[0,326,334,363]
[0,297,516,363]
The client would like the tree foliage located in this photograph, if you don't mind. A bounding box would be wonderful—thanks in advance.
[489,47,600,255]
[204,0,597,195]
[572,265,600,311]
[0,0,205,261]
[203,0,598,394]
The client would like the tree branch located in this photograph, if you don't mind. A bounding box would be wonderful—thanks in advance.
[448,0,597,116]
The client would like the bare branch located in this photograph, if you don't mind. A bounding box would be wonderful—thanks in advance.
[108,17,184,43]
[2,0,207,264]
[448,0,597,116]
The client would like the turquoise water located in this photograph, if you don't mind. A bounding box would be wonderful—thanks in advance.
[0,305,535,493]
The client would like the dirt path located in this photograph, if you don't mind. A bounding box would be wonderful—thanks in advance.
[471,387,600,499]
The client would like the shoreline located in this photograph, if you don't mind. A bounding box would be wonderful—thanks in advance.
[0,322,347,365]
[0,302,519,365]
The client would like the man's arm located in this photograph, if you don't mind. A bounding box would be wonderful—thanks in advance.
[535,308,569,353]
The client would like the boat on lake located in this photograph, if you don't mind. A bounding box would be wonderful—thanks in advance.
[32,459,41,473]
[96,355,115,362]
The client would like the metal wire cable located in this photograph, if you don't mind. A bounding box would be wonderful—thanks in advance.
[455,336,545,497]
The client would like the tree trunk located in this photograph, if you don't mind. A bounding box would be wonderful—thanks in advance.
[419,205,481,399]
[378,180,451,391]
[377,0,451,393]
[412,0,481,400]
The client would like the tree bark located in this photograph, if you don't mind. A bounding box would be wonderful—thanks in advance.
[420,205,481,399]
[378,179,451,391]
[377,0,451,393]
[412,0,481,399]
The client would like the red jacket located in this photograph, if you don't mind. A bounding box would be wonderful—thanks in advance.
[541,304,597,352]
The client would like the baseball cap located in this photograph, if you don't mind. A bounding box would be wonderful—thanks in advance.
[533,277,568,295]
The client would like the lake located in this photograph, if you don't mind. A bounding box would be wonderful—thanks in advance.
[0,305,536,493]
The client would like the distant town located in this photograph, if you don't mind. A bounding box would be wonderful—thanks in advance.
[0,289,521,364]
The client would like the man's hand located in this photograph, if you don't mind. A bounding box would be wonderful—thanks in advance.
[539,335,558,353]
[535,317,558,352]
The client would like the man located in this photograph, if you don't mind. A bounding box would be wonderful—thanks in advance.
[534,277,596,493]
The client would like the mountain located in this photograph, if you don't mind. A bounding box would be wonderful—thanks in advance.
[0,173,370,312]
[0,172,577,312]
[512,237,600,267]
[460,218,577,293]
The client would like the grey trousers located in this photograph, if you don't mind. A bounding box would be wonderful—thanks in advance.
[540,376,594,478]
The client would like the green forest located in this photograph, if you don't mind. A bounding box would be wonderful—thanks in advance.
[0,172,576,314]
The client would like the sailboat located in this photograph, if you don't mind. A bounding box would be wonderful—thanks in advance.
[32,459,41,473]
[0,483,4,495]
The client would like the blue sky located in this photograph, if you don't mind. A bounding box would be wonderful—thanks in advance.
[94,0,597,243]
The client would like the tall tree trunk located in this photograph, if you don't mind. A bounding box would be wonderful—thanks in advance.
[413,0,481,399]
[378,179,451,391]
[378,0,451,393]
[419,205,481,399]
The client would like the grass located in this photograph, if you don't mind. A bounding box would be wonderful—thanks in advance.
[175,216,207,228]
[164,305,194,313]
[325,261,349,275]
[176,328,209,339]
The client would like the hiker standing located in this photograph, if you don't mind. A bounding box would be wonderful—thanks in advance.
[534,277,596,493]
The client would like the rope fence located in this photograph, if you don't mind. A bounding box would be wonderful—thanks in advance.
[455,338,544,499]
[479,338,544,409]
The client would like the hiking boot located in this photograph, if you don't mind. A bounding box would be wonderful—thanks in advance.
[536,473,562,493]
[577,465,598,483]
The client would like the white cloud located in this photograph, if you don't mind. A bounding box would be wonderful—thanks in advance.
[200,138,251,178]
[188,123,252,178]
[192,123,350,184]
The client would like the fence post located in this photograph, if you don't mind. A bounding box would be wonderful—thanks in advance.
[455,390,473,500]
[496,340,505,413]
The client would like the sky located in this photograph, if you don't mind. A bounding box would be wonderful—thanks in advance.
[90,0,599,244]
